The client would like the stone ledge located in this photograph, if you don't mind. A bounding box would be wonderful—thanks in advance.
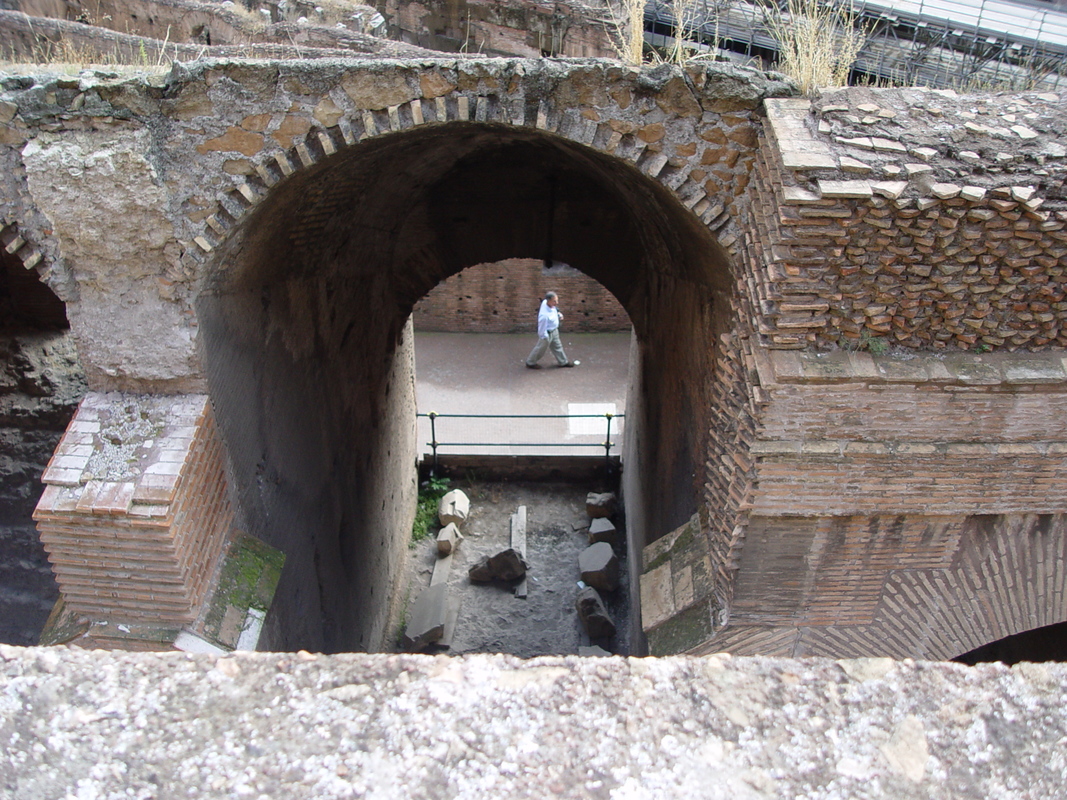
[764,349,1067,387]
[749,440,1062,457]
[0,647,1064,798]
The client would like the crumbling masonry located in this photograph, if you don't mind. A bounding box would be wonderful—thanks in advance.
[2,57,1067,657]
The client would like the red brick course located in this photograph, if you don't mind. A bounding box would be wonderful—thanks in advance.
[34,395,234,626]
[412,259,630,333]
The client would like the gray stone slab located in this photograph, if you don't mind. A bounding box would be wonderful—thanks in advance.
[438,595,461,649]
[2,647,1067,799]
[588,517,617,545]
[401,583,448,652]
[436,522,463,556]
[578,645,613,657]
[430,552,452,587]
[510,506,527,556]
[576,586,616,639]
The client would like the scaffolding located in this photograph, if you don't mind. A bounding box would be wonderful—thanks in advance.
[642,0,1067,90]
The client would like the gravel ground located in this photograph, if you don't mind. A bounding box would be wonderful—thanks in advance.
[394,480,631,658]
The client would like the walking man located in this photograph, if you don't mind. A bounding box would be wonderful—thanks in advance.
[525,291,576,368]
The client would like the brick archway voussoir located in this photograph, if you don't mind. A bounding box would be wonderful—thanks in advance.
[185,82,744,264]
[0,216,70,299]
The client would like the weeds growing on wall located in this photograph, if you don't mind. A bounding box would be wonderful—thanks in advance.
[662,0,733,64]
[411,475,451,545]
[601,0,646,64]
[759,0,867,95]
[0,26,175,71]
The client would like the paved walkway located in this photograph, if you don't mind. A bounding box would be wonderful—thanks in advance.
[413,331,631,457]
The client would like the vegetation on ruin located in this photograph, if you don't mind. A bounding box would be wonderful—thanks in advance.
[603,0,646,64]
[411,475,451,545]
[603,0,866,89]
[759,0,867,95]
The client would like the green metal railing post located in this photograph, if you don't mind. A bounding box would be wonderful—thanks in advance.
[428,411,439,475]
[603,412,614,466]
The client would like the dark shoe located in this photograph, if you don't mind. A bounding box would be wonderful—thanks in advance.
[525,363,542,369]
[560,361,576,367]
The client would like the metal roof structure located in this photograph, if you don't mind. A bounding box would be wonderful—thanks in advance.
[643,0,1067,90]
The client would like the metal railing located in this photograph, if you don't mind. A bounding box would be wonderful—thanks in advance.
[417,411,624,470]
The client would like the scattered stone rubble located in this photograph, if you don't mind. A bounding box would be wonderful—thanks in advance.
[402,488,470,652]
[437,489,469,527]
[466,503,530,586]
[452,491,627,653]
[574,492,622,649]
[587,516,617,545]
[579,541,619,592]
[468,547,528,583]
[585,491,617,518]
[435,521,463,556]
[576,585,616,640]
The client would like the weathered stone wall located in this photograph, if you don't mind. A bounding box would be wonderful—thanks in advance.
[379,0,615,58]
[5,59,1067,660]
[2,647,1067,799]
[0,227,85,647]
[0,58,782,652]
[747,90,1067,351]
[413,258,629,333]
[0,59,777,393]
[0,7,449,63]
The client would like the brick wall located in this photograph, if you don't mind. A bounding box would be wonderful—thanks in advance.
[34,394,233,628]
[412,258,630,333]
[746,94,1067,351]
[710,511,1067,661]
[701,329,759,600]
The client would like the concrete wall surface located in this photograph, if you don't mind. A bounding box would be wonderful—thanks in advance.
[1,645,1065,799]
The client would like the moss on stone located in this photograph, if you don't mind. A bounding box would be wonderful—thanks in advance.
[200,533,285,649]
[646,598,716,656]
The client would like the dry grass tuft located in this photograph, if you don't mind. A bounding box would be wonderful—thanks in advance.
[760,0,866,95]
[663,0,728,64]
[601,0,646,65]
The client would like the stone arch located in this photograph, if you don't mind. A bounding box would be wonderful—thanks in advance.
[180,62,753,271]
[0,219,68,329]
[192,98,744,652]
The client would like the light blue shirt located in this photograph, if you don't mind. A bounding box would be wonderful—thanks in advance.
[537,300,560,339]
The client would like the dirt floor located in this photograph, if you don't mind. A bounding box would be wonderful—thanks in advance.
[394,479,631,658]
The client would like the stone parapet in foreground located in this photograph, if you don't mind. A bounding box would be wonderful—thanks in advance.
[1,646,1065,798]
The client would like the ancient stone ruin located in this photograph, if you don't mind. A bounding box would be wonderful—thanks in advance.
[0,50,1065,664]
[1,0,1066,792]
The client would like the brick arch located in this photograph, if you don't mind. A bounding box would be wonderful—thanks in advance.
[1,217,47,280]
[187,64,764,652]
[0,217,71,328]
[181,65,749,275]
[691,512,1067,661]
